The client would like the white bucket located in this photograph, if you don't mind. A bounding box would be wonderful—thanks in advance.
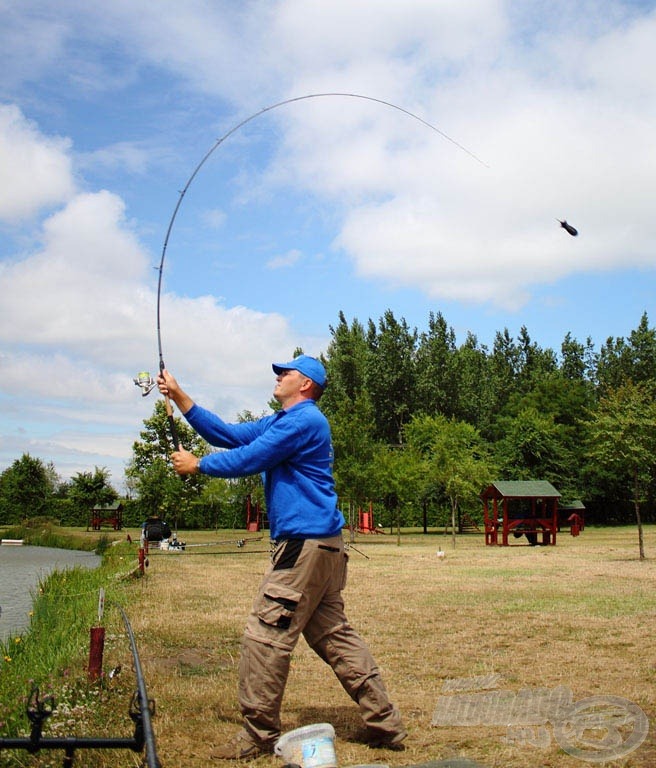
[274,723,337,768]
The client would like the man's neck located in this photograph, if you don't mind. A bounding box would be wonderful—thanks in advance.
[278,394,310,410]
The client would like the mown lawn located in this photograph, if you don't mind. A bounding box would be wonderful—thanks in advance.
[2,524,655,767]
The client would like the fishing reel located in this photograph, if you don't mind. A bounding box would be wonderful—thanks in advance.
[133,371,156,397]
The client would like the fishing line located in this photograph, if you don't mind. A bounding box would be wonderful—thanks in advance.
[142,92,488,446]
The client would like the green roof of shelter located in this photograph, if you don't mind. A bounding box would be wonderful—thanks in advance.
[91,501,123,511]
[481,481,561,499]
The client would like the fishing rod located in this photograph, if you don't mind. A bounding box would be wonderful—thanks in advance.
[135,92,488,448]
[182,536,263,548]
[156,536,264,550]
[149,549,270,557]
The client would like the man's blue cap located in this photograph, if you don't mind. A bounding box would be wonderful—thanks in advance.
[272,355,327,388]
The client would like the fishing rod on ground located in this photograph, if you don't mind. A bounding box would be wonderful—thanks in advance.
[133,92,489,451]
[148,535,265,552]
[345,542,370,560]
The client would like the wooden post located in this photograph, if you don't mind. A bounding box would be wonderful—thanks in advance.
[88,626,105,681]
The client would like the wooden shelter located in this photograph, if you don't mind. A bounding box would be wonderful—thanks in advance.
[88,501,123,531]
[481,481,561,546]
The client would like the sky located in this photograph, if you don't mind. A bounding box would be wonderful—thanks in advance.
[1,0,656,491]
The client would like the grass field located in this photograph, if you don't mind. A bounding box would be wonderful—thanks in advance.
[2,524,655,768]
[102,525,655,768]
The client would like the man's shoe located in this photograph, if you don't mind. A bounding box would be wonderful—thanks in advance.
[367,728,408,750]
[210,730,274,760]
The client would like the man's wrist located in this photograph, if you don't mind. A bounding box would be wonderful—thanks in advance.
[195,457,202,474]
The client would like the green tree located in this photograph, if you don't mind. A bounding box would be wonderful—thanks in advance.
[365,310,418,444]
[586,382,656,560]
[626,312,656,384]
[492,373,591,499]
[0,454,58,524]
[597,335,629,395]
[197,476,266,530]
[367,444,424,541]
[126,399,208,525]
[415,311,458,418]
[128,399,205,472]
[405,415,495,548]
[452,332,494,431]
[322,313,378,504]
[560,332,597,385]
[486,329,522,435]
[323,313,370,407]
[596,313,656,396]
[130,457,186,527]
[516,326,558,392]
[493,406,569,485]
[66,467,117,526]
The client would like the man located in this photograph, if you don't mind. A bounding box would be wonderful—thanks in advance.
[158,355,406,760]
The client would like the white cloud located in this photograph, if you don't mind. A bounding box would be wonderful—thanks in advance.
[78,141,153,175]
[0,7,69,88]
[6,2,653,319]
[0,177,317,407]
[266,248,302,269]
[0,104,75,222]
[270,0,506,70]
[201,208,227,229]
[0,190,150,350]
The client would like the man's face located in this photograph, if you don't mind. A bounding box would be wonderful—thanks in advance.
[273,369,308,404]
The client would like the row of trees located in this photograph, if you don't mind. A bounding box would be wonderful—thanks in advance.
[320,310,655,551]
[2,309,656,547]
[0,457,118,527]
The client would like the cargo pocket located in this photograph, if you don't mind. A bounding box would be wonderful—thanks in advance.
[257,583,303,630]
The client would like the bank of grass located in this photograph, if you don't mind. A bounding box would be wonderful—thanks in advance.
[1,526,655,767]
[0,540,139,768]
[0,519,113,554]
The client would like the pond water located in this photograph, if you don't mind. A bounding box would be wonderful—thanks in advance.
[0,545,101,643]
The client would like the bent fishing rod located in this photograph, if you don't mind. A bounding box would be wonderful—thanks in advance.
[134,92,488,449]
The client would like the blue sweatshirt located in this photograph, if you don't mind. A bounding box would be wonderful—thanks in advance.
[185,400,344,540]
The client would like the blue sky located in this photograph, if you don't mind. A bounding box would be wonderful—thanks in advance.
[1,1,656,490]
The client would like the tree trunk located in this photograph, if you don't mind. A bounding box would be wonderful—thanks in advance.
[451,497,457,550]
[633,467,645,561]
[635,502,645,561]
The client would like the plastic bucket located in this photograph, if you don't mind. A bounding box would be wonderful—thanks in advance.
[274,723,337,768]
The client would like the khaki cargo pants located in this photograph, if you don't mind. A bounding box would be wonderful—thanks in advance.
[238,535,403,744]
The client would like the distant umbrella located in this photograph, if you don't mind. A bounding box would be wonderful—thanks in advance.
[558,219,578,237]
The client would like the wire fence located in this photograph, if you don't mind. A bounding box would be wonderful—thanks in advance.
[0,603,160,768]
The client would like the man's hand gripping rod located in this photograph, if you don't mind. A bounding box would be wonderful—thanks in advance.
[158,362,182,450]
